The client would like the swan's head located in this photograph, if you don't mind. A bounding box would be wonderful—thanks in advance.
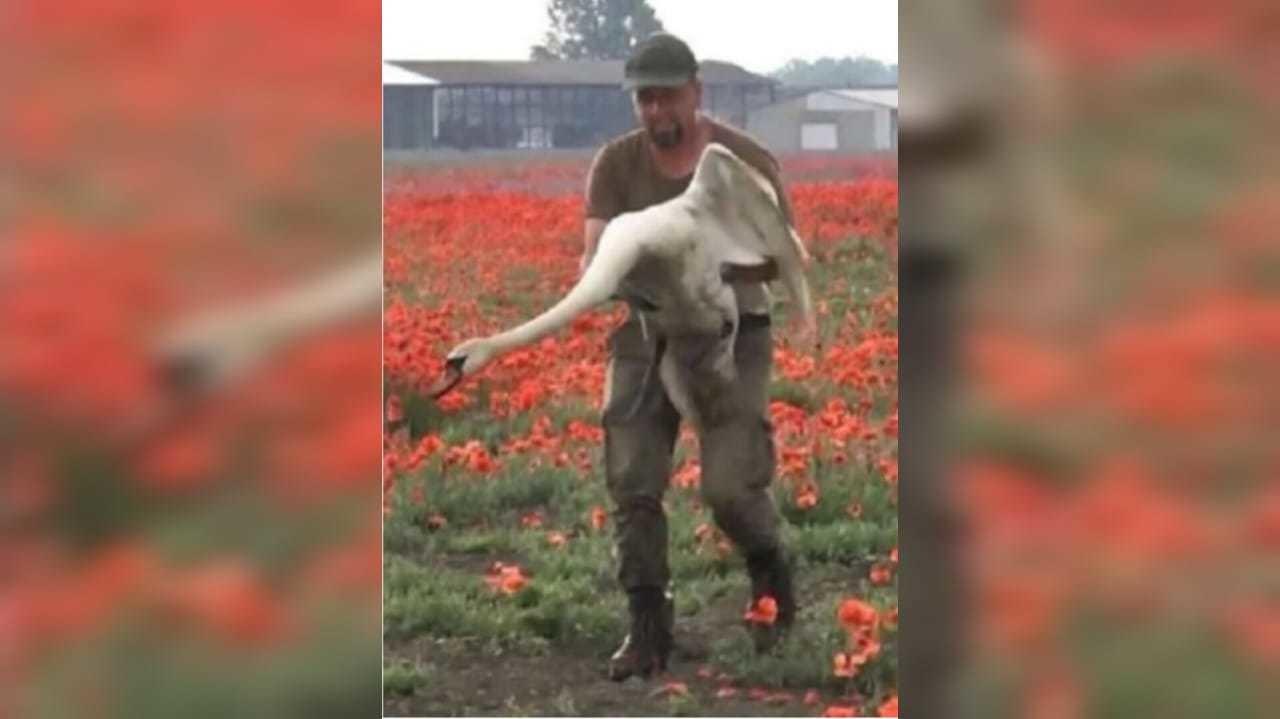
[153,310,274,396]
[428,337,498,399]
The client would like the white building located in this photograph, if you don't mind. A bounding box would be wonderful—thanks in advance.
[382,60,776,151]
[747,87,898,153]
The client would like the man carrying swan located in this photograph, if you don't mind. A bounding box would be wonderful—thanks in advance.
[434,33,816,681]
[584,33,812,681]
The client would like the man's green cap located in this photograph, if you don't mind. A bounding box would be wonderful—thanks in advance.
[623,33,698,90]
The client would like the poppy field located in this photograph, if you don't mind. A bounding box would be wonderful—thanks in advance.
[941,3,1280,715]
[382,153,900,716]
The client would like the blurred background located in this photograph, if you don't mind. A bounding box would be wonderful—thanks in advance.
[900,0,1280,717]
[0,2,382,717]
[7,0,1279,716]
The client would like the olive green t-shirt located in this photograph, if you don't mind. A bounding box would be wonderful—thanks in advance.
[584,119,792,316]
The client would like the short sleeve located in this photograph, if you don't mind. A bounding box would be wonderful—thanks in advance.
[584,145,623,221]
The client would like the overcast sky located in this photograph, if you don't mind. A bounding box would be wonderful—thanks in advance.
[383,0,897,75]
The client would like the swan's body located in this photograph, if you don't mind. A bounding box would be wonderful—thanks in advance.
[438,143,814,428]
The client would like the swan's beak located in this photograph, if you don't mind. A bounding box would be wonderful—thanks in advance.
[428,355,467,400]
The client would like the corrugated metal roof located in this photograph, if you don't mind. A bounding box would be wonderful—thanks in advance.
[830,88,898,109]
[384,59,773,86]
[383,62,438,86]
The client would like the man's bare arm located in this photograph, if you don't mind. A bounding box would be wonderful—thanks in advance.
[581,218,608,276]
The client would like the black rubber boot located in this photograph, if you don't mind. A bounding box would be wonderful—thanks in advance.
[745,547,797,652]
[608,587,675,681]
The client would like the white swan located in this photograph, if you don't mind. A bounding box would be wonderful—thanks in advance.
[155,252,382,394]
[100,252,383,451]
[432,143,815,429]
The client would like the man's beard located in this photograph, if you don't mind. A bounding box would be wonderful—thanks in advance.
[648,121,684,149]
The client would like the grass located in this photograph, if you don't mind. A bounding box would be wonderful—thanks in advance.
[384,235,898,715]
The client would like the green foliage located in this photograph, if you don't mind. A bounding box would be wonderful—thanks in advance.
[26,608,381,719]
[530,0,666,61]
[770,56,898,87]
[383,660,425,697]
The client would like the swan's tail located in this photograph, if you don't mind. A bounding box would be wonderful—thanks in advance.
[619,313,745,424]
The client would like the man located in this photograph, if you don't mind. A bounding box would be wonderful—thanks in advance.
[582,32,803,681]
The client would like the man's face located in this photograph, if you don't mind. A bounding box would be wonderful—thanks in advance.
[633,80,701,149]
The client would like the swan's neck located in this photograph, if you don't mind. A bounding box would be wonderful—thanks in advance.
[486,228,642,354]
[487,290,593,352]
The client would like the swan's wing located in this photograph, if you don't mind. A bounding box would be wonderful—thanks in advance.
[690,144,814,321]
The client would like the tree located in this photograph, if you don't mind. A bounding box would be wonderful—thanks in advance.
[529,0,665,61]
[771,56,899,87]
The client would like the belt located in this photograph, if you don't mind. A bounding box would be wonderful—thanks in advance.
[607,259,776,308]
[739,313,771,331]
[719,312,770,338]
[721,259,779,283]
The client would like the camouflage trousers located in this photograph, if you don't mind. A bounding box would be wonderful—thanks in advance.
[601,311,782,592]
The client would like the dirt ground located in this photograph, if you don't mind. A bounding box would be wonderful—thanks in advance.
[384,582,848,717]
